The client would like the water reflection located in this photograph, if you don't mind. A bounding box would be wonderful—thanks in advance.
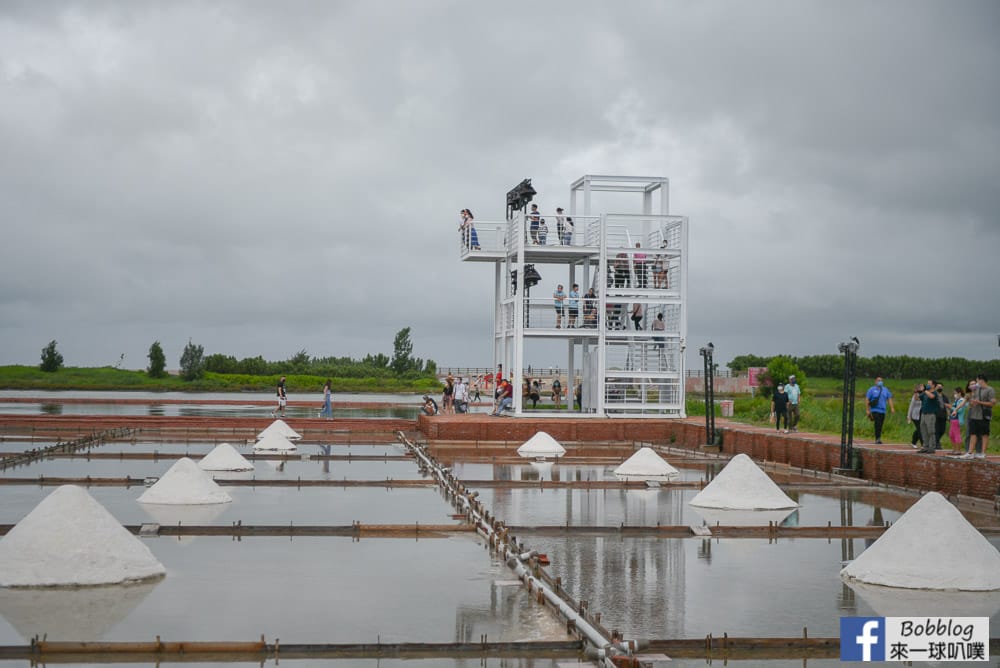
[690,507,796,527]
[847,580,1000,618]
[0,580,160,641]
[533,535,686,639]
[454,581,566,642]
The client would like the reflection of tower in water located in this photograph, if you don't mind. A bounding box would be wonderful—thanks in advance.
[485,462,687,637]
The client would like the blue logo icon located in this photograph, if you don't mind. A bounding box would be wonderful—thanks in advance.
[841,617,885,661]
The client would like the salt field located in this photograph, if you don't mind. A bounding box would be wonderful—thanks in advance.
[2,397,999,667]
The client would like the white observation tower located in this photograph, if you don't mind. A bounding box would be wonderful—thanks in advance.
[459,175,688,418]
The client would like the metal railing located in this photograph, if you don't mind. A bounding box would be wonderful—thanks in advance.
[518,297,681,333]
[458,222,506,255]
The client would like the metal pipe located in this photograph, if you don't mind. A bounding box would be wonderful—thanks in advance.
[398,433,628,665]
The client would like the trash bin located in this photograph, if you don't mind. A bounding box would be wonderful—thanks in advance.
[718,400,734,417]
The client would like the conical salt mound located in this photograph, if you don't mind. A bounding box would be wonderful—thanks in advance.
[614,447,679,482]
[253,433,297,453]
[689,453,797,509]
[138,458,232,505]
[841,492,1000,590]
[0,485,166,587]
[516,431,566,459]
[199,443,254,471]
[257,419,301,441]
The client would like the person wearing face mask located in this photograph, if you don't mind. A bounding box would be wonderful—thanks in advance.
[864,376,895,444]
[949,386,968,450]
[933,381,951,449]
[771,383,790,433]
[785,375,802,432]
[962,379,977,454]
[907,383,924,449]
[917,380,939,454]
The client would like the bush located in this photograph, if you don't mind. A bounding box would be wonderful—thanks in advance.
[40,340,64,372]
[760,356,805,397]
[147,341,167,378]
[179,340,205,381]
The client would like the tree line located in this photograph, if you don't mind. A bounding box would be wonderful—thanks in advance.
[728,353,1000,381]
[37,327,437,382]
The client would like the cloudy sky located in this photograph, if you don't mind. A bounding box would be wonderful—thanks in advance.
[2,1,998,372]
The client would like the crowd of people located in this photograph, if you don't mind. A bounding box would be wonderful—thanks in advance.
[766,373,995,458]
[419,365,586,417]
[906,374,994,457]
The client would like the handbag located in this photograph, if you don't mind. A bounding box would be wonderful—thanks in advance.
[868,387,882,409]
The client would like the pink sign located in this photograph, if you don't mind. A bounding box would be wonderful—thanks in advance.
[747,367,767,387]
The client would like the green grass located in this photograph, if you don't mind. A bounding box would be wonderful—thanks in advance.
[0,366,440,394]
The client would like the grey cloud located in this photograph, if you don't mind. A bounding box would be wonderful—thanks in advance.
[1,1,998,371]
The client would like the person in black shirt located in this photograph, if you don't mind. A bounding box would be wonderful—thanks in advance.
[771,384,790,433]
[273,376,287,418]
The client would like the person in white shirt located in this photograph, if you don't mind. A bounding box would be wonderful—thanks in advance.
[454,377,469,413]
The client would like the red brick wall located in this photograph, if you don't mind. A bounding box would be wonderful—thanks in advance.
[417,416,1000,501]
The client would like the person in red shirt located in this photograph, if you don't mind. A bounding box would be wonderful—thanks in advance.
[493,379,513,416]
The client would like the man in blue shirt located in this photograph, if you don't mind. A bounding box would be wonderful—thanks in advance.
[785,375,801,433]
[864,376,896,444]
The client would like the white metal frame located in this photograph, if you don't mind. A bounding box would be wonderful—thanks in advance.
[468,175,687,418]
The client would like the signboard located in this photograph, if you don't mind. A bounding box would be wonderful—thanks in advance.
[747,367,767,388]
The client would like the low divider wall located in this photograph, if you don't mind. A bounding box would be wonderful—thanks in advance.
[418,415,1000,503]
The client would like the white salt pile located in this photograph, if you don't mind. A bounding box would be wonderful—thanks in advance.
[138,457,232,505]
[253,433,298,453]
[516,431,566,459]
[0,485,165,587]
[841,491,1000,590]
[614,447,679,482]
[199,443,254,471]
[257,419,302,441]
[689,453,797,510]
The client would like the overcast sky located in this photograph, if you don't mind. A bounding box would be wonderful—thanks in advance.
[2,1,998,373]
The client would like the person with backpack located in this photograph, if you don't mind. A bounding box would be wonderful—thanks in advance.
[864,376,895,444]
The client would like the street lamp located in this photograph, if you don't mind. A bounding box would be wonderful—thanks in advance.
[699,343,716,446]
[837,337,860,471]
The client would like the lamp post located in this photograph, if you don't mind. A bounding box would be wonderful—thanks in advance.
[837,337,860,470]
[699,343,716,446]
